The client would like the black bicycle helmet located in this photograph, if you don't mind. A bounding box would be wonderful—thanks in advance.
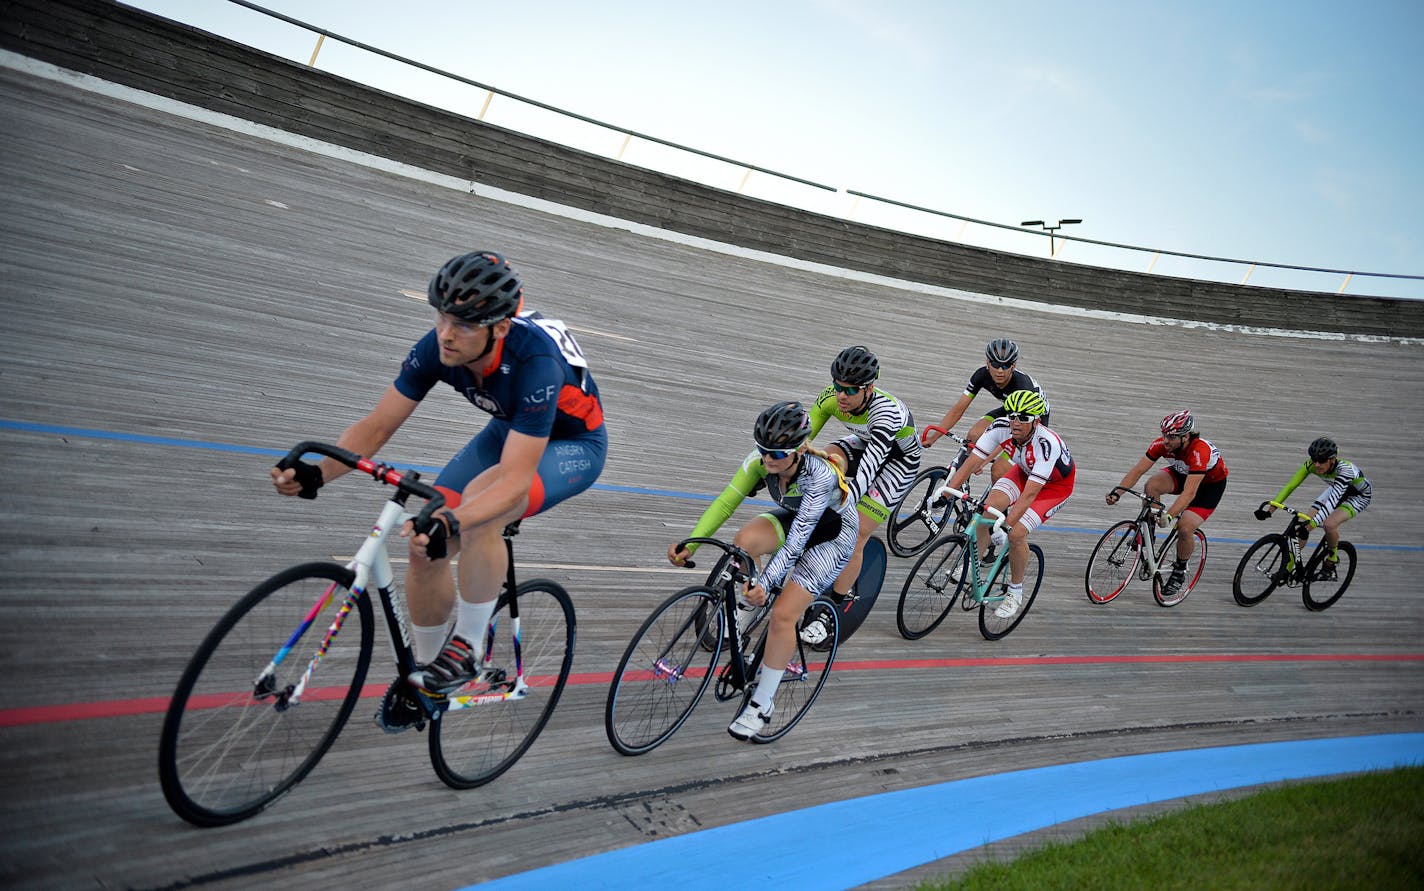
[1307,436,1338,463]
[427,251,523,325]
[754,401,812,451]
[985,338,1020,366]
[831,345,879,386]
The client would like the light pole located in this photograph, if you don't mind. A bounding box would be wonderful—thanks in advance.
[1020,219,1082,257]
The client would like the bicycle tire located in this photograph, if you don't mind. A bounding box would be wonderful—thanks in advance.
[158,562,370,827]
[744,598,839,743]
[885,466,954,558]
[605,585,722,755]
[430,579,575,787]
[1232,534,1290,607]
[1153,530,1207,608]
[1084,520,1141,604]
[978,543,1043,640]
[896,534,968,640]
[1302,540,1356,611]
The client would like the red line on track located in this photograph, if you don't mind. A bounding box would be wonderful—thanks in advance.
[4,652,1420,727]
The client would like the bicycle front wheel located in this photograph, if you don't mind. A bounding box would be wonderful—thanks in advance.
[1153,530,1207,608]
[886,466,954,557]
[1232,534,1289,607]
[605,585,722,755]
[896,534,968,640]
[1084,521,1140,604]
[979,544,1043,640]
[430,579,575,788]
[158,562,371,827]
[744,599,839,743]
[1302,540,1356,611]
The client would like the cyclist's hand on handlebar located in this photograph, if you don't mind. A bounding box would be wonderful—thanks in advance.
[404,509,460,560]
[667,543,694,566]
[1157,511,1176,529]
[271,462,323,499]
[743,582,768,607]
[921,427,942,448]
[1254,503,1275,521]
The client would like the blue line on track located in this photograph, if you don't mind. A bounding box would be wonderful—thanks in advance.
[465,733,1424,890]
[3,418,1419,551]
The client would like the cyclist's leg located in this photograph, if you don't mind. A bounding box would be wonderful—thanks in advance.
[1321,505,1354,552]
[987,471,1024,579]
[832,486,892,597]
[1176,477,1223,561]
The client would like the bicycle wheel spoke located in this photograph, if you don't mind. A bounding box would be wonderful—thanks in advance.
[753,602,838,742]
[606,586,719,755]
[1085,521,1139,604]
[1154,530,1207,608]
[430,581,574,787]
[1232,535,1289,607]
[159,563,369,827]
[896,535,967,640]
[979,544,1043,640]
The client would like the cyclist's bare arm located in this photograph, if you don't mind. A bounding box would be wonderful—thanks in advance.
[271,385,418,495]
[926,392,975,445]
[1107,454,1156,503]
[407,428,547,550]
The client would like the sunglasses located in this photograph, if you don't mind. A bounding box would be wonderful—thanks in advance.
[832,382,866,395]
[1006,411,1037,422]
[757,446,797,460]
[988,360,1015,370]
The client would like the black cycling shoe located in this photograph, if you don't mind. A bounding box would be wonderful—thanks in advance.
[375,677,427,734]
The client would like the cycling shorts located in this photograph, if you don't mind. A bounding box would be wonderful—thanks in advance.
[992,465,1075,532]
[1162,469,1227,519]
[829,434,915,526]
[761,507,857,596]
[434,419,608,518]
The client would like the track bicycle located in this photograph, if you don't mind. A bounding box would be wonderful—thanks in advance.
[1232,501,1357,610]
[896,486,1044,641]
[885,425,976,558]
[158,441,575,827]
[1084,486,1207,607]
[605,537,838,754]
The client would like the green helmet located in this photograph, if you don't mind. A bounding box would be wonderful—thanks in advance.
[1003,389,1048,418]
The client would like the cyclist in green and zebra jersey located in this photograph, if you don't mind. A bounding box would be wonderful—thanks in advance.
[799,346,921,645]
[1262,437,1372,564]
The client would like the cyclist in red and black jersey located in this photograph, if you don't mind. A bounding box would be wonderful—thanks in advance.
[1106,410,1226,600]
[922,338,1050,481]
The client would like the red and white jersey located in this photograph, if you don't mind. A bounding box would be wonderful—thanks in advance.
[1146,436,1228,484]
[974,419,1074,484]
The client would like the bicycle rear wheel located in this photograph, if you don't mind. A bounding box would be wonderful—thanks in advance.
[1232,534,1289,607]
[979,544,1043,640]
[429,579,575,788]
[158,562,370,827]
[886,467,953,557]
[1084,520,1140,604]
[896,534,968,640]
[606,585,722,755]
[1153,530,1207,607]
[1302,540,1356,611]
[745,600,839,743]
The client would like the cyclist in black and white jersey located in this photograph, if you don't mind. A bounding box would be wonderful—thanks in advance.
[1263,437,1372,565]
[802,346,920,644]
[922,338,1050,481]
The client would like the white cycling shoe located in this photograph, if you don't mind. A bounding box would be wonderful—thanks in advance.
[728,700,773,741]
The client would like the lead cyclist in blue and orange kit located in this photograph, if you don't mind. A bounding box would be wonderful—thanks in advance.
[799,345,921,644]
[271,251,607,731]
[667,401,858,741]
[1261,436,1371,565]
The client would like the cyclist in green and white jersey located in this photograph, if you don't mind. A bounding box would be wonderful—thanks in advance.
[1262,437,1372,564]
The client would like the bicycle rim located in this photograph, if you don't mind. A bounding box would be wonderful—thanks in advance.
[750,601,839,743]
[158,562,369,827]
[886,467,952,557]
[1084,521,1139,604]
[429,580,575,788]
[1232,535,1289,607]
[1302,540,1356,611]
[896,534,968,640]
[1153,530,1207,608]
[979,544,1043,640]
[605,586,721,755]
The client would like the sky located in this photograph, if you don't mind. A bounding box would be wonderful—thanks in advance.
[123,0,1424,299]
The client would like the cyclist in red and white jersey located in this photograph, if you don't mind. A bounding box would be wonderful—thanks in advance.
[1106,410,1227,600]
[942,388,1074,619]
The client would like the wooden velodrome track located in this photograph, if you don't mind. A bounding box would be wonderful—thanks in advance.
[1,64,1421,890]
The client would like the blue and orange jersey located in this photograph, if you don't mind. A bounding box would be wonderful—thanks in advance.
[393,312,604,439]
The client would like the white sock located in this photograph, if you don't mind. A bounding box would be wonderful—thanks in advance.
[1007,583,1024,596]
[411,622,449,666]
[751,668,784,712]
[454,599,498,658]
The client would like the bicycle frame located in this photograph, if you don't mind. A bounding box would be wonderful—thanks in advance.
[930,485,1011,608]
[679,537,774,695]
[1116,487,1177,588]
[1264,502,1317,585]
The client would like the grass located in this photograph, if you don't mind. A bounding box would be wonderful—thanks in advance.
[915,766,1424,890]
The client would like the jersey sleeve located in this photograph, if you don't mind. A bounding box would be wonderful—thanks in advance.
[685,451,767,554]
[1144,438,1168,461]
[846,397,901,503]
[1271,461,1311,506]
[808,386,837,440]
[963,367,989,397]
[971,422,1012,460]
[392,331,442,402]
